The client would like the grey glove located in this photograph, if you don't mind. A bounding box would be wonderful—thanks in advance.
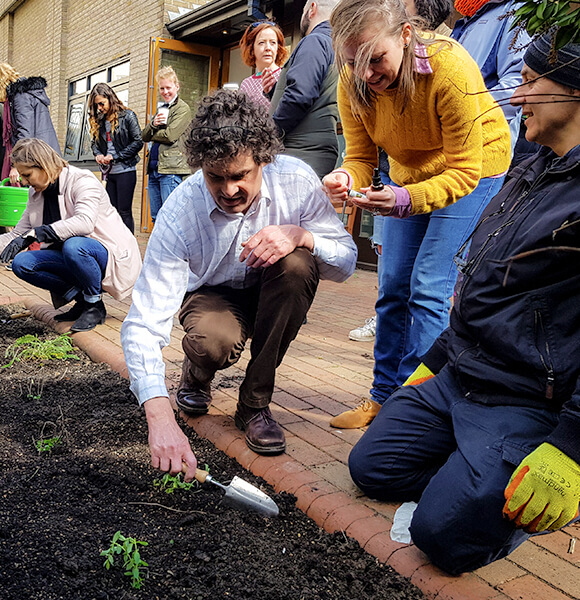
[0,234,37,263]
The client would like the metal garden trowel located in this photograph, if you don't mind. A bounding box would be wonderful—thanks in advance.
[194,468,279,517]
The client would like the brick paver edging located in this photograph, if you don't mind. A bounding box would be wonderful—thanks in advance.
[11,297,514,600]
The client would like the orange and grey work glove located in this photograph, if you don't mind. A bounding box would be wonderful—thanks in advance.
[403,363,435,386]
[503,442,580,533]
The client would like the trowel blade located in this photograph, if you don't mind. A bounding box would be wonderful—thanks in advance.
[222,476,279,518]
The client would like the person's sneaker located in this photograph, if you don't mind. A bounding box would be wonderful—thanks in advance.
[349,315,376,341]
[329,398,381,428]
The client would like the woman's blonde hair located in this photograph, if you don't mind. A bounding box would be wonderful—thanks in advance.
[11,138,68,183]
[331,0,443,115]
[0,63,20,102]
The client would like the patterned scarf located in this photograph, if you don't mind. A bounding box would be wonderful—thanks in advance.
[454,0,491,17]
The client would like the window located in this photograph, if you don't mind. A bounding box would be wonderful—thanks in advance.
[63,60,130,163]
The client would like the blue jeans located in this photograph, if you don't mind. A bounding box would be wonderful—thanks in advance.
[349,366,560,574]
[371,175,505,403]
[147,170,183,221]
[11,236,108,303]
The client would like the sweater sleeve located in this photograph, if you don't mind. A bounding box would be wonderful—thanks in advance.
[336,78,378,191]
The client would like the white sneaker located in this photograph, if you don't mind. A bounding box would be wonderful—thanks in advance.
[349,315,376,341]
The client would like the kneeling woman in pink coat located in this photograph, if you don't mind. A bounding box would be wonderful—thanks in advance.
[0,138,142,332]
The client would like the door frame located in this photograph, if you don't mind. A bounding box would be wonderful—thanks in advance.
[140,37,221,232]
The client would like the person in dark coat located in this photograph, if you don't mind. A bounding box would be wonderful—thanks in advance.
[88,83,142,233]
[0,63,61,184]
[348,33,580,575]
[267,0,340,179]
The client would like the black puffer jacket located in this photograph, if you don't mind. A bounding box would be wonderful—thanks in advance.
[91,109,142,167]
[6,76,61,154]
[445,144,580,463]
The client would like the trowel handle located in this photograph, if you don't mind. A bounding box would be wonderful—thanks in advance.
[194,468,210,483]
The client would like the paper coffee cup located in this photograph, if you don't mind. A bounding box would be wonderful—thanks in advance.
[157,107,169,124]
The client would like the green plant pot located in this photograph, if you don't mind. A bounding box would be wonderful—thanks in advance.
[0,178,29,227]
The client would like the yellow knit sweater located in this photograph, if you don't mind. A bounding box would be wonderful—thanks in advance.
[338,36,511,214]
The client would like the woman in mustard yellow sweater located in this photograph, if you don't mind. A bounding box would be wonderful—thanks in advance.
[324,0,511,428]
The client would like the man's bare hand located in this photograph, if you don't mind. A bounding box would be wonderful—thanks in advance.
[144,396,197,482]
[240,224,314,268]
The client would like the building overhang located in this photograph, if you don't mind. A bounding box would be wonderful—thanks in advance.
[166,0,279,46]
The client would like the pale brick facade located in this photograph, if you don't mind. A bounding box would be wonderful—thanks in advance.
[0,0,209,230]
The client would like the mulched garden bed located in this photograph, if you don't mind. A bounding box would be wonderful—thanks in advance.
[0,305,426,600]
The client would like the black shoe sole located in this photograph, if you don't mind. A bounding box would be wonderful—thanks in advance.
[69,316,106,333]
[234,413,286,455]
[175,398,210,416]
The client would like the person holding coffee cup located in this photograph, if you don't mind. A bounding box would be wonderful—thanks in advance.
[141,66,191,222]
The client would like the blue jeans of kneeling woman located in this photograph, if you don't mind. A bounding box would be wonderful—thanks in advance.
[11,236,108,302]
[371,174,505,404]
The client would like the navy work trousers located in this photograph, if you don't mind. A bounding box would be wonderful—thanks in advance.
[349,366,560,574]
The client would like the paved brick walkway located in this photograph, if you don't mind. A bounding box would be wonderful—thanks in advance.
[1,232,578,600]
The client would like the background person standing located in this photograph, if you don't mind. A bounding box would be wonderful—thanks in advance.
[89,83,142,233]
[142,66,191,222]
[268,0,340,179]
[239,20,289,109]
[0,63,61,184]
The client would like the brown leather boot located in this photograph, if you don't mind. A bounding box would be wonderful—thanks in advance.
[329,399,381,429]
[176,357,212,415]
[234,403,286,455]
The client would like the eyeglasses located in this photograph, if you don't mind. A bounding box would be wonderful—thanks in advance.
[189,126,249,140]
[250,20,276,28]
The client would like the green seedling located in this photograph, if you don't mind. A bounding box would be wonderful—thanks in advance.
[26,378,44,401]
[153,472,198,494]
[3,333,79,368]
[35,436,62,453]
[101,531,148,590]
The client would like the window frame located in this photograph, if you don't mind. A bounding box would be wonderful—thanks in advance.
[63,58,131,167]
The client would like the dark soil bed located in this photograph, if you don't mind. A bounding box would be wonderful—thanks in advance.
[0,305,426,600]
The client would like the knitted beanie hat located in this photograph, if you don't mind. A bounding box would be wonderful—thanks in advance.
[454,0,490,17]
[524,32,580,90]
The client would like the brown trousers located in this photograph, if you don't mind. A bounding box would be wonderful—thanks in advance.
[178,248,319,409]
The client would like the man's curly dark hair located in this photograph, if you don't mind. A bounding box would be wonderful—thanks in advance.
[184,89,283,169]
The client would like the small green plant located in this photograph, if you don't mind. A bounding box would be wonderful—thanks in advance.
[35,436,62,453]
[3,333,79,368]
[153,472,197,494]
[26,378,44,400]
[101,531,148,589]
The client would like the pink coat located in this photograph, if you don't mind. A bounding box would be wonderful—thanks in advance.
[0,165,142,301]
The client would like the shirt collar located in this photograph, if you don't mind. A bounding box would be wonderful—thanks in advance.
[414,44,433,75]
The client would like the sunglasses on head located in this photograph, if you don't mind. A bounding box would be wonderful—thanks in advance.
[250,20,276,28]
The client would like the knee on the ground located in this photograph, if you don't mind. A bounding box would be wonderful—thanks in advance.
[409,504,485,575]
[348,439,410,501]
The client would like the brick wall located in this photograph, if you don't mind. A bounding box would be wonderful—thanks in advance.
[0,0,211,230]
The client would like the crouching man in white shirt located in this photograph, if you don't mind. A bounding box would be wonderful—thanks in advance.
[121,89,357,480]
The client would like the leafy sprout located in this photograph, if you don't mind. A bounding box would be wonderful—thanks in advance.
[35,436,62,453]
[101,531,148,589]
[3,333,79,368]
[153,472,199,494]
